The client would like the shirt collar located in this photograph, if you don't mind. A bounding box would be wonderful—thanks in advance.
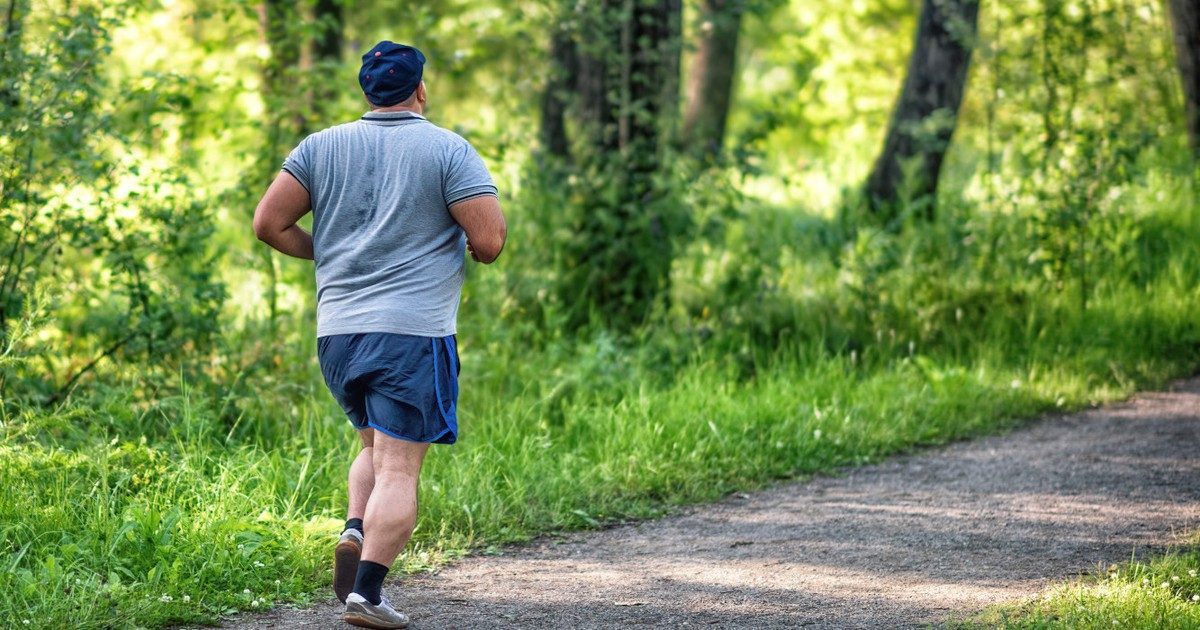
[360,110,426,122]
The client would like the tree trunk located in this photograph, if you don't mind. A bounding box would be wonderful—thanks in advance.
[311,0,342,63]
[308,0,343,130]
[258,0,302,332]
[0,0,27,108]
[604,0,679,322]
[681,0,742,160]
[539,25,576,160]
[260,0,300,98]
[626,0,677,160]
[865,0,979,219]
[1168,0,1200,158]
[570,0,680,157]
[660,0,684,146]
[552,0,683,328]
[259,0,303,151]
[574,0,622,154]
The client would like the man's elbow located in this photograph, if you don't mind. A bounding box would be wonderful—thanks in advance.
[252,210,274,243]
[473,231,506,264]
[474,242,502,264]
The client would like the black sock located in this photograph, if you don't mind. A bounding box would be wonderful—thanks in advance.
[353,560,389,605]
[344,518,363,536]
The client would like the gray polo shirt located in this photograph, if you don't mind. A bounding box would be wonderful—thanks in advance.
[281,111,497,338]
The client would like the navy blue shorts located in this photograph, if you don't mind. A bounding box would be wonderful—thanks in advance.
[317,333,459,444]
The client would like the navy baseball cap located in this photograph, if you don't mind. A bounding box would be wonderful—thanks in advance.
[359,41,425,107]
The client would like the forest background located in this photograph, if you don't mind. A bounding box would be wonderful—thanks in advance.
[1,0,1199,626]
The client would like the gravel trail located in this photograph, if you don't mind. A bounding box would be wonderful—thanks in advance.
[216,378,1200,629]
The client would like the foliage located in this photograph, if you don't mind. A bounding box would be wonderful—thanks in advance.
[0,0,225,406]
[966,542,1200,628]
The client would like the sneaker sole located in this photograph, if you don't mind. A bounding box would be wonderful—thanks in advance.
[343,612,409,629]
[333,538,361,604]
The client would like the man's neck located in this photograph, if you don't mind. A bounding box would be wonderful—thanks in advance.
[371,104,423,115]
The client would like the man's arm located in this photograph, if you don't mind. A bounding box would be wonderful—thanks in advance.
[253,171,314,260]
[449,195,507,264]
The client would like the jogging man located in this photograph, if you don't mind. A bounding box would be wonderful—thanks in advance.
[252,41,506,629]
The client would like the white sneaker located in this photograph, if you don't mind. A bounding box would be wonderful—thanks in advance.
[333,529,363,603]
[344,592,410,629]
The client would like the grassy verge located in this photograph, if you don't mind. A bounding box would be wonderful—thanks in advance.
[965,539,1200,629]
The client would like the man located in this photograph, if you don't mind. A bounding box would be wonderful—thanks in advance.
[253,41,506,629]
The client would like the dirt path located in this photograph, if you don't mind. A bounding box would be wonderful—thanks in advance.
[219,378,1200,629]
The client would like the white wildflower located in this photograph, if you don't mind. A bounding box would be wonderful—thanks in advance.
[159,594,173,603]
[1173,576,1181,582]
[253,561,264,568]
[1162,582,1171,589]
[251,599,260,608]
[243,588,251,595]
[183,595,191,603]
[1189,570,1197,577]
[1192,594,1199,602]
[1010,379,1021,389]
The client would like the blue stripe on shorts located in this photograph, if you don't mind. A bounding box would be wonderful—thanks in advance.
[317,333,459,444]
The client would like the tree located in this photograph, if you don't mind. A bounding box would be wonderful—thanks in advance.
[259,0,302,152]
[1168,0,1200,158]
[0,0,26,108]
[540,0,684,327]
[310,0,343,126]
[865,0,979,219]
[681,0,744,160]
[539,24,576,161]
[312,0,342,63]
[256,0,304,329]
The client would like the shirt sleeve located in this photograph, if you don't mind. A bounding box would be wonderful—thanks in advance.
[281,136,313,194]
[442,139,498,207]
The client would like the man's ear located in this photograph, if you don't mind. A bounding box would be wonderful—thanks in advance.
[417,81,427,104]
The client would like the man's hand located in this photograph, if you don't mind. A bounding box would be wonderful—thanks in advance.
[253,171,314,260]
[449,195,506,264]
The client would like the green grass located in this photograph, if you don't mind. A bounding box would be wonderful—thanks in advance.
[3,167,1199,627]
[965,541,1200,629]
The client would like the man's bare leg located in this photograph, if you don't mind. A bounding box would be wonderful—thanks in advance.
[348,429,376,521]
[351,433,429,605]
[335,428,376,603]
